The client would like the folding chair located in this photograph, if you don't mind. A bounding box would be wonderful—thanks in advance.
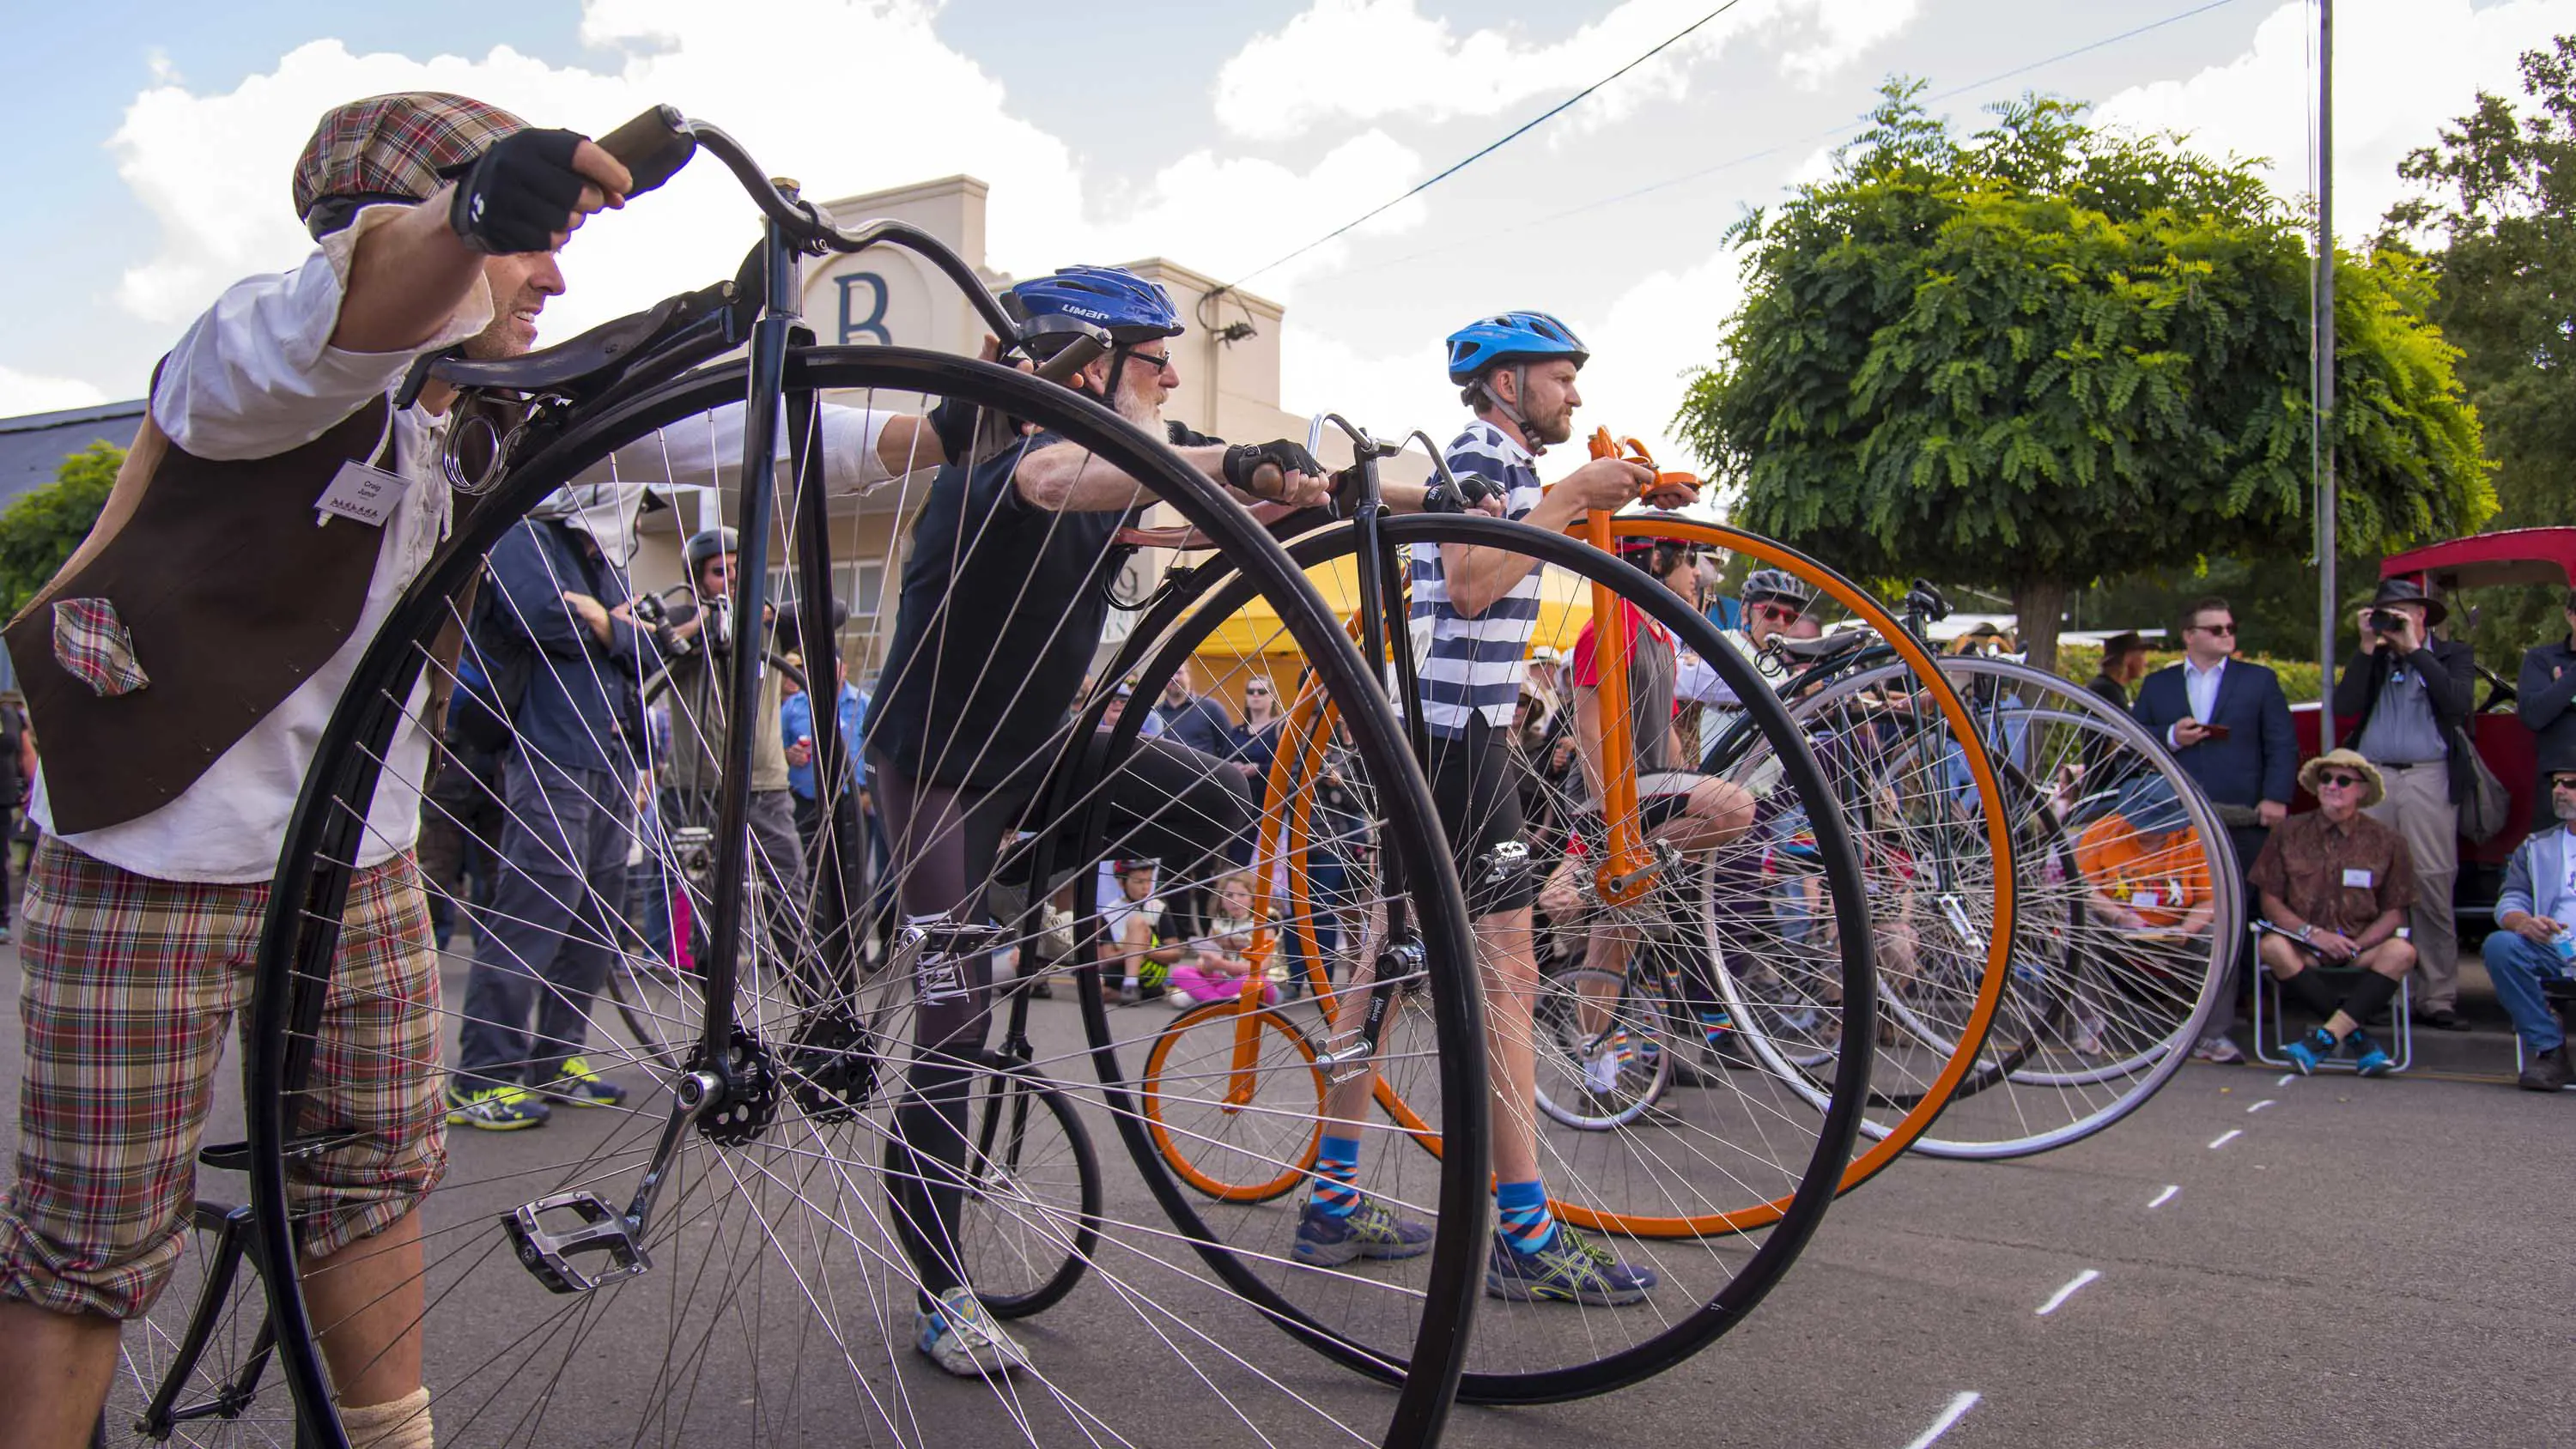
[2246,921,2414,1074]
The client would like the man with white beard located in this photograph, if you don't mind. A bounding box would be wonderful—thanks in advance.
[858,265,1330,1376]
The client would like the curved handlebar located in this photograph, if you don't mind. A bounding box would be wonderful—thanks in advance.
[594,106,1067,369]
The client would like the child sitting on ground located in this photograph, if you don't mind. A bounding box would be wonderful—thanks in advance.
[1168,871,1279,1008]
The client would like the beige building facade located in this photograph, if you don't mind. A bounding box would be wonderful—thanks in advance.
[628,173,1321,684]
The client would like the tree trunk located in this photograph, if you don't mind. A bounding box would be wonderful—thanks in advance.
[2014,578,2070,673]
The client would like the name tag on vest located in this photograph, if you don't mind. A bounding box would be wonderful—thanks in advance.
[2342,868,2374,888]
[316,459,408,527]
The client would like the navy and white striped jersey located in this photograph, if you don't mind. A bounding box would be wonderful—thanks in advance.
[1411,419,1546,737]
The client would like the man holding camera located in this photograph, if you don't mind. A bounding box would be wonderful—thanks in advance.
[2332,579,2477,1031]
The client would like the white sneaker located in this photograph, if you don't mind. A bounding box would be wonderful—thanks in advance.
[1583,1046,1622,1094]
[2190,1034,2243,1064]
[914,1286,1030,1379]
[2069,1013,2108,1057]
[1168,988,1196,1009]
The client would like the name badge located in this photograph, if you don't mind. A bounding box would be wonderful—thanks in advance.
[316,459,409,527]
[2342,868,2374,888]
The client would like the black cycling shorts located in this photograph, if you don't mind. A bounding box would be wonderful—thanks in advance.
[1425,713,1537,918]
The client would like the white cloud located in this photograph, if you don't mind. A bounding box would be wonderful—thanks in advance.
[1212,0,1920,142]
[2095,0,2576,242]
[104,0,1430,347]
[0,367,111,416]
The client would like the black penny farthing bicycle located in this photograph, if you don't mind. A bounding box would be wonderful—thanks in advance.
[102,109,1490,1449]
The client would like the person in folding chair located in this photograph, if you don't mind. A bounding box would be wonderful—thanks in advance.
[2480,766,2576,1092]
[2247,749,2416,1076]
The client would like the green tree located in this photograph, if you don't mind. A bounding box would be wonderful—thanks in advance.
[2383,35,2576,663]
[1678,81,2494,670]
[0,440,121,619]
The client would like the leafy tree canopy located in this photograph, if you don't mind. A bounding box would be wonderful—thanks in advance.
[0,440,120,621]
[1679,79,2493,666]
[2383,35,2576,663]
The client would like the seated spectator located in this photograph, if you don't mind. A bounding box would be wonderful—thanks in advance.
[2075,776,2217,937]
[2481,766,2576,1092]
[1169,871,1279,1009]
[1099,858,1183,1004]
[2248,750,2416,1076]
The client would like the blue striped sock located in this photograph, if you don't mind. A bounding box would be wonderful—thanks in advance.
[1495,1179,1557,1255]
[1310,1134,1363,1218]
[1700,1009,1734,1048]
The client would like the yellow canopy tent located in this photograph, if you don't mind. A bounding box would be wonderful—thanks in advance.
[1185,552,1596,712]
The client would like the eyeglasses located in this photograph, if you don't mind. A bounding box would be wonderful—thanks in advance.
[1245,685,1273,696]
[1753,603,1801,624]
[2553,777,2576,791]
[2317,773,2366,789]
[2190,622,2238,636]
[1125,349,1173,372]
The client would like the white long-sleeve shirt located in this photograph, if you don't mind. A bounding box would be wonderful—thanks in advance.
[33,208,902,883]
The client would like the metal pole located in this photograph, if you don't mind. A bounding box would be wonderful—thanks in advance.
[2318,3,2339,736]
[2316,0,2339,726]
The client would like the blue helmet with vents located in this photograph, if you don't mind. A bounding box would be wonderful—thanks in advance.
[1443,311,1589,385]
[1004,265,1183,348]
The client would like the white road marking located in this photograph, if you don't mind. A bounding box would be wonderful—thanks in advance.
[2148,1185,2179,1209]
[2277,1074,2297,1085]
[1903,1391,1983,1449]
[2247,1099,2275,1113]
[2208,1128,2243,1149]
[2036,1269,2102,1316]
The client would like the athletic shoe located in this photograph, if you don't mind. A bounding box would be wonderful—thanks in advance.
[914,1286,1030,1379]
[2346,1030,2395,1077]
[2281,1027,2334,1076]
[538,1057,628,1108]
[444,1082,550,1131]
[2069,1011,2109,1058]
[1167,988,1196,1009]
[1581,1044,1622,1094]
[1293,1195,1435,1268]
[1485,1225,1656,1306]
[0,924,14,944]
[2190,1034,2243,1064]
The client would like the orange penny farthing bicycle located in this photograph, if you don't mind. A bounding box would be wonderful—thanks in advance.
[1104,415,2013,1404]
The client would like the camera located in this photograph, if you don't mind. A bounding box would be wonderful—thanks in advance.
[2368,608,2408,634]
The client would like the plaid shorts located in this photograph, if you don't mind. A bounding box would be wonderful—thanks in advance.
[0,840,447,1320]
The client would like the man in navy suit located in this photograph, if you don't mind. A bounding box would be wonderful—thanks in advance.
[2132,596,2297,1061]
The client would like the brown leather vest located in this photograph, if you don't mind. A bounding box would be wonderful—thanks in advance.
[5,392,465,836]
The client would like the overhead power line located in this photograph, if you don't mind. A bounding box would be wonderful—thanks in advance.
[1309,0,2251,287]
[1228,0,1752,290]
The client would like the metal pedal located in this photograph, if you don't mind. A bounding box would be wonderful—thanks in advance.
[502,1192,650,1294]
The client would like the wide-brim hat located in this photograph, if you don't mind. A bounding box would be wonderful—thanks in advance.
[2299,748,2385,809]
[2366,578,2448,628]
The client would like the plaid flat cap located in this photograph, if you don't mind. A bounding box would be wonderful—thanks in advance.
[292,92,526,235]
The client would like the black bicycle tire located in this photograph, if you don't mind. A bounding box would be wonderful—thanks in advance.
[877,1052,1102,1319]
[244,345,1487,1449]
[1059,512,1877,1405]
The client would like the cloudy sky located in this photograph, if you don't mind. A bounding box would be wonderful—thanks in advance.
[5,0,2571,472]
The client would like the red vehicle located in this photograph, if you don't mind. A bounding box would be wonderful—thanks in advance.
[2290,526,2573,927]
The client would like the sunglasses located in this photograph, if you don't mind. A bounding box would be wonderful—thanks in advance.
[2553,777,2576,791]
[1245,685,1273,695]
[2317,773,2366,789]
[2191,622,2238,636]
[1753,603,1801,623]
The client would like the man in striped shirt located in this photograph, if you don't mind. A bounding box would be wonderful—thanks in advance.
[1294,311,1677,1306]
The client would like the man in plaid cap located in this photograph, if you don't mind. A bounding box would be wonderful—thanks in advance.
[0,93,629,1449]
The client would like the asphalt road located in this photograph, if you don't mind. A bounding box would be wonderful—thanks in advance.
[12,937,2570,1448]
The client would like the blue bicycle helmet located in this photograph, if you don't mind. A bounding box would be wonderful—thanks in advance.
[1444,311,1589,385]
[1005,265,1184,349]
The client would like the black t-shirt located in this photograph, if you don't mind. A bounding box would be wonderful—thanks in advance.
[864,432,1137,789]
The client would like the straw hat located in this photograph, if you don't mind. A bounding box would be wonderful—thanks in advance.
[2299,749,2385,809]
